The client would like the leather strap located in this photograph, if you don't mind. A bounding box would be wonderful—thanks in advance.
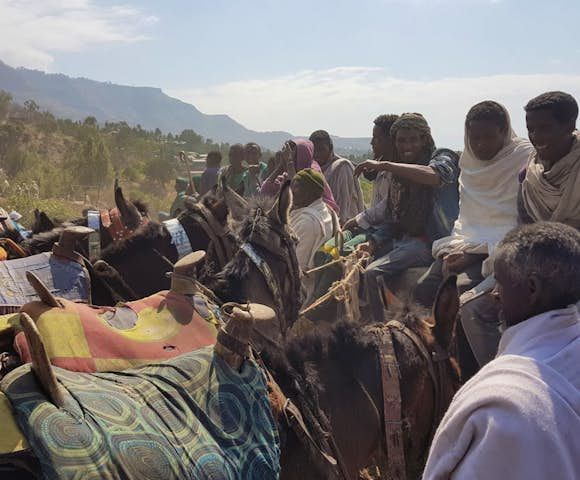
[373,327,406,480]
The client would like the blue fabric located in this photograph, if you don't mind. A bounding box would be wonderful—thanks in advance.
[0,252,90,307]
[200,167,221,195]
[425,148,460,242]
[2,346,280,480]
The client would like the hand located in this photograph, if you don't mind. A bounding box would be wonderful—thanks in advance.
[342,217,358,231]
[442,252,474,276]
[356,242,375,257]
[354,159,385,177]
[247,164,260,175]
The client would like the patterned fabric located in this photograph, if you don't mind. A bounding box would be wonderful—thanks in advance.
[2,347,280,479]
[0,252,90,311]
[15,291,219,372]
[163,218,193,259]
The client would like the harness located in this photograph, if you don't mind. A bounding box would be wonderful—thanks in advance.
[87,208,149,257]
[188,202,233,270]
[239,220,301,337]
[370,320,451,480]
[164,218,193,259]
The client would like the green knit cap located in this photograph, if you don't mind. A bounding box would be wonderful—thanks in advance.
[293,168,325,196]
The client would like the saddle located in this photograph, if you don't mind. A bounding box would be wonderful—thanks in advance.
[100,207,149,242]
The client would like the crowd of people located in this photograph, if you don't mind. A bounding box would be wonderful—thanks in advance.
[197,89,580,478]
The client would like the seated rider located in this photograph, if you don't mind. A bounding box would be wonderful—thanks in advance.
[340,114,399,251]
[289,168,335,302]
[414,101,533,378]
[424,222,580,480]
[242,142,267,197]
[354,113,459,323]
[169,177,190,218]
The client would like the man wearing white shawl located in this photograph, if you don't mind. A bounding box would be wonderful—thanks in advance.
[415,101,532,373]
[518,91,580,228]
[423,222,580,480]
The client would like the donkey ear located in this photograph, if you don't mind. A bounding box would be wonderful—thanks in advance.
[222,183,248,222]
[276,180,293,225]
[115,181,141,229]
[432,275,459,350]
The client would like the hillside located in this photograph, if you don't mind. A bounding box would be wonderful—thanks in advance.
[0,61,371,154]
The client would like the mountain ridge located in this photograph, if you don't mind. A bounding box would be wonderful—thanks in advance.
[0,60,371,153]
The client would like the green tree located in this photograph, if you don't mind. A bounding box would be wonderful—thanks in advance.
[0,90,12,121]
[76,134,113,187]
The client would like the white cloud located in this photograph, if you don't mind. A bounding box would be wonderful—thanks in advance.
[0,0,157,70]
[170,68,580,148]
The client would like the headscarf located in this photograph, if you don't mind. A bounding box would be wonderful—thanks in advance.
[521,131,580,229]
[432,103,533,274]
[260,138,339,213]
[293,168,325,197]
[390,113,435,162]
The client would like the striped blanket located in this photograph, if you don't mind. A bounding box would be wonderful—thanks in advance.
[2,347,280,479]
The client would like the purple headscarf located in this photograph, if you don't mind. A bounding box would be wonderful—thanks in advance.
[260,139,339,213]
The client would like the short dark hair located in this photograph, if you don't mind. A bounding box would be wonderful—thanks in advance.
[495,222,580,309]
[466,100,509,131]
[373,114,399,137]
[206,151,222,166]
[244,142,262,156]
[524,91,578,125]
[229,143,245,155]
[309,129,333,148]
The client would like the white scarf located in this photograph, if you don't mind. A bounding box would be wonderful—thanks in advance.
[432,106,532,275]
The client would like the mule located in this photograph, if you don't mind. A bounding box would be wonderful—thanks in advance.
[260,275,461,479]
[0,276,459,479]
[22,181,148,257]
[97,184,242,298]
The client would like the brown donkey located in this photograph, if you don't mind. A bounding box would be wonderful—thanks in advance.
[255,275,461,479]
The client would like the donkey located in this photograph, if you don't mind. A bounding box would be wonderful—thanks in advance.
[22,181,148,257]
[257,275,461,479]
[96,185,240,299]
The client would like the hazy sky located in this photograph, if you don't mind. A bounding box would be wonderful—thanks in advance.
[1,0,579,147]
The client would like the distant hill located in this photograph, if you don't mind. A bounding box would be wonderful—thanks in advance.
[0,60,371,154]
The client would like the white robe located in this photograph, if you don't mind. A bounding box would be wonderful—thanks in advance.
[321,156,364,224]
[423,305,580,480]
[290,198,334,271]
[432,106,533,276]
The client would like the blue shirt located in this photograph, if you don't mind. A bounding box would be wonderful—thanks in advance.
[426,148,460,242]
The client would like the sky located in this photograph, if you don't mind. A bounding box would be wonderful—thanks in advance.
[0,0,579,147]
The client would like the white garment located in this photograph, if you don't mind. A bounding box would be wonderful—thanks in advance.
[356,170,392,229]
[424,305,580,480]
[432,107,533,276]
[321,156,364,224]
[290,198,334,271]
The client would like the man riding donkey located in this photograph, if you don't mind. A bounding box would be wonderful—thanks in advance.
[414,101,533,379]
[424,221,580,479]
[353,113,460,323]
[309,129,364,226]
[444,91,580,374]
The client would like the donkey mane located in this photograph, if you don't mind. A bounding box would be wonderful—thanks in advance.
[99,221,173,264]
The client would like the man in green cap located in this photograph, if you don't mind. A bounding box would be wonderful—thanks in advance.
[169,177,190,218]
[290,168,335,291]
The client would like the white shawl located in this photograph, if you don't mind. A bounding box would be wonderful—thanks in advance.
[423,305,580,480]
[432,106,532,275]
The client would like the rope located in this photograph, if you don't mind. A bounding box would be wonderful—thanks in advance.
[302,257,344,276]
[299,253,368,316]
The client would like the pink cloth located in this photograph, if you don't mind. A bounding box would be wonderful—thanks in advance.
[260,139,339,213]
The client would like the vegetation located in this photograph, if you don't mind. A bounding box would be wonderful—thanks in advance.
[0,91,235,224]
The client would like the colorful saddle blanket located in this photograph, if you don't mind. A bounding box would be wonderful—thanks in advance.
[0,252,90,312]
[1,347,280,480]
[15,291,220,372]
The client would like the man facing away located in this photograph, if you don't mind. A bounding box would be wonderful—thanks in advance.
[199,150,222,195]
[309,129,364,225]
[424,222,580,480]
